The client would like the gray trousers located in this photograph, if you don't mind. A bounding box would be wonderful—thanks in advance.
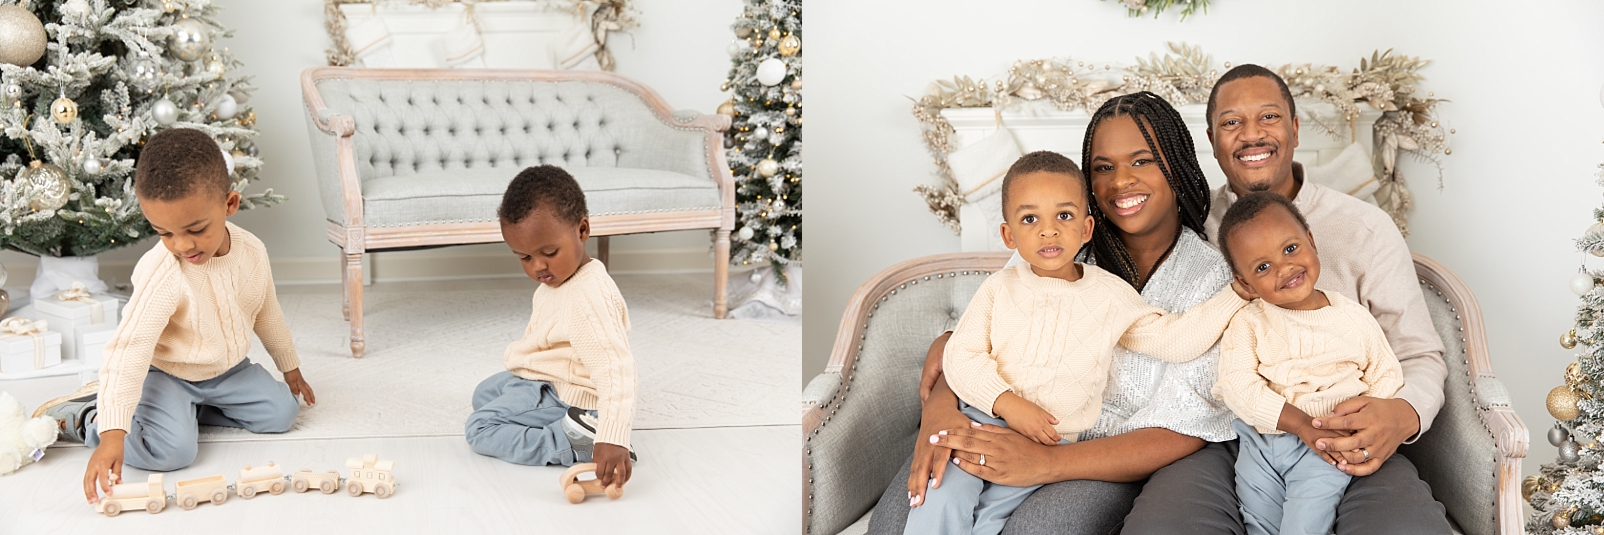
[903,403,1070,535]
[1232,420,1350,535]
[464,371,588,466]
[86,361,298,472]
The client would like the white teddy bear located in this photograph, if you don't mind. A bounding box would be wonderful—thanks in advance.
[0,391,58,475]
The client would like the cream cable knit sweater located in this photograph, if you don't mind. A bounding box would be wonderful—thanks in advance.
[1212,292,1404,435]
[504,260,636,448]
[98,222,300,434]
[944,263,1247,436]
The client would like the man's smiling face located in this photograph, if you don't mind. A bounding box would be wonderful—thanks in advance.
[1207,75,1300,195]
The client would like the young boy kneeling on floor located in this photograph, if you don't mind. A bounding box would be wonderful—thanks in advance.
[32,128,316,504]
[466,165,637,490]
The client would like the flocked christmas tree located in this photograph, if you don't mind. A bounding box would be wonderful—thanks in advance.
[718,0,800,276]
[0,0,278,258]
[1528,164,1604,533]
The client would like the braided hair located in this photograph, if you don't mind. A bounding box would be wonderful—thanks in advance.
[1079,91,1213,290]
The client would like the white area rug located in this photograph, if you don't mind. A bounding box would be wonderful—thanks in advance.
[199,273,799,442]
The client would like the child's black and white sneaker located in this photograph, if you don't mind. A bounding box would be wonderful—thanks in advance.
[32,381,98,443]
[562,406,637,462]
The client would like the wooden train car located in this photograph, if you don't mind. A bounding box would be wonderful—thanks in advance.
[291,468,342,494]
[344,454,396,498]
[175,474,229,510]
[236,462,286,499]
[95,474,165,517]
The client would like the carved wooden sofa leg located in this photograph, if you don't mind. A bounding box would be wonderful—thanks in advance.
[345,252,365,358]
[714,228,730,319]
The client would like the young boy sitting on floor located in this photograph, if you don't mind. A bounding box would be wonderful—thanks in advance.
[1212,191,1403,535]
[32,128,315,505]
[465,165,636,491]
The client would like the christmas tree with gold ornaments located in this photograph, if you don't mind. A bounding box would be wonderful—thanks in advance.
[718,0,801,274]
[1528,163,1604,533]
[0,0,279,258]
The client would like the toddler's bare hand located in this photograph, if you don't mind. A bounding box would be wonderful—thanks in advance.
[593,442,633,490]
[83,431,126,504]
[993,393,1061,446]
[284,368,316,406]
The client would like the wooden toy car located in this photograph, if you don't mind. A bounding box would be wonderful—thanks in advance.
[344,454,395,498]
[559,463,622,504]
[235,462,286,499]
[174,474,229,510]
[95,474,166,517]
[291,468,342,494]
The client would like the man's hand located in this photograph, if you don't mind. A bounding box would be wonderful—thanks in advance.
[83,430,126,504]
[1277,403,1347,465]
[992,392,1061,446]
[284,368,316,406]
[1311,396,1420,476]
[907,378,968,508]
[593,443,633,490]
[918,332,953,403]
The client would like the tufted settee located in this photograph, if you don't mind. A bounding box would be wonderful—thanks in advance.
[802,252,1527,535]
[301,67,735,357]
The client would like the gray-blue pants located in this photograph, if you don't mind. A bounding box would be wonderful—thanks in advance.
[904,402,1069,535]
[86,360,298,472]
[1233,419,1351,535]
[464,371,590,466]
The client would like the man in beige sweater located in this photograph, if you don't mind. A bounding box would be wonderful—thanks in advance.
[1177,64,1452,534]
[1213,191,1403,535]
[464,166,636,492]
[32,129,315,505]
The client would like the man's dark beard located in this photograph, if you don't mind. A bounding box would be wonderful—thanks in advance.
[1247,182,1273,193]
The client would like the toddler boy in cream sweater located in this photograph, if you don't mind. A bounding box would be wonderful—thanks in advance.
[905,151,1249,535]
[464,165,636,491]
[1212,191,1403,535]
[32,128,314,505]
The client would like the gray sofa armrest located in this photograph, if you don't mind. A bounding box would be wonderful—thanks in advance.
[1402,254,1528,535]
[804,253,1009,535]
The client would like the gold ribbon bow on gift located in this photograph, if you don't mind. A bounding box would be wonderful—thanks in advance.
[0,317,49,372]
[57,281,105,324]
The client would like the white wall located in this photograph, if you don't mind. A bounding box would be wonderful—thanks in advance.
[0,0,741,285]
[805,0,1604,482]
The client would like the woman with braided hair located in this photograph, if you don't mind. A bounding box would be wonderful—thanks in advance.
[865,92,1244,535]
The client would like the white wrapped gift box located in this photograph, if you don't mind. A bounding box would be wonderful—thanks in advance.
[35,285,120,340]
[0,320,62,374]
[65,321,116,369]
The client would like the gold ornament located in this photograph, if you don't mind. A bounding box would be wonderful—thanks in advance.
[720,81,730,92]
[1550,385,1583,421]
[768,28,781,41]
[717,100,735,117]
[734,26,751,38]
[1569,362,1590,389]
[50,96,78,124]
[0,6,47,67]
[20,160,69,211]
[1555,509,1572,528]
[1592,525,1604,535]
[791,78,802,91]
[1565,329,1580,349]
[768,241,778,251]
[237,109,256,128]
[777,34,801,56]
[1524,475,1541,502]
[755,158,780,177]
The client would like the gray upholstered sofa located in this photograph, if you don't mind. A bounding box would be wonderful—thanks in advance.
[301,67,735,357]
[803,252,1528,535]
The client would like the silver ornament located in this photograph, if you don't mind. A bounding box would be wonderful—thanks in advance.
[3,83,20,100]
[1574,271,1597,296]
[212,93,237,120]
[751,126,769,141]
[152,97,179,125]
[169,18,211,62]
[1561,439,1582,463]
[124,54,162,92]
[1552,425,1572,447]
[82,158,102,175]
[21,160,69,211]
[206,58,226,77]
[0,6,47,67]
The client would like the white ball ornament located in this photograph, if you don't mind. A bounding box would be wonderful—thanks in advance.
[738,226,755,241]
[1573,271,1597,296]
[756,58,787,86]
[755,158,780,177]
[751,126,769,141]
[82,158,101,175]
[212,93,237,120]
[152,97,179,125]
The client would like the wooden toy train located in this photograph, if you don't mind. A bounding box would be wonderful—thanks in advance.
[94,454,396,517]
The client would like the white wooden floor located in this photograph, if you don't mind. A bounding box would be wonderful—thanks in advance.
[1,426,798,534]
